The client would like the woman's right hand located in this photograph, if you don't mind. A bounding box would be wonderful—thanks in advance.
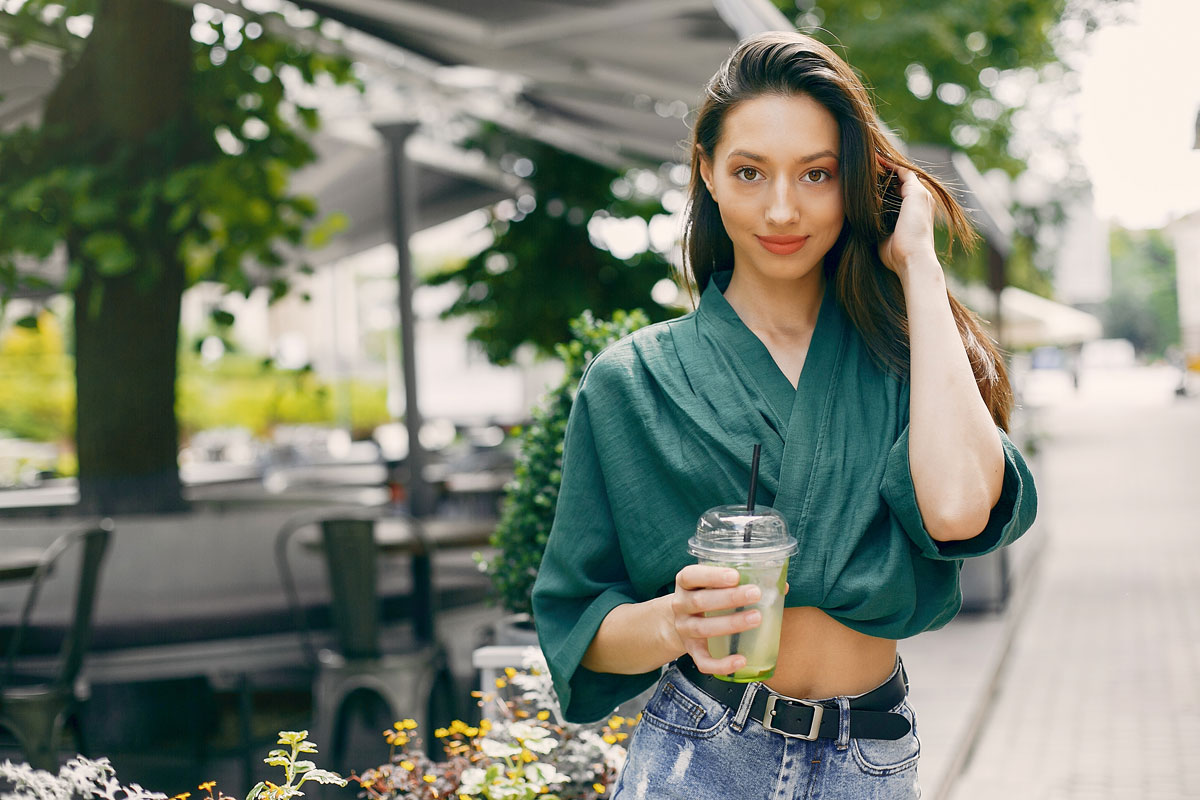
[668,564,764,675]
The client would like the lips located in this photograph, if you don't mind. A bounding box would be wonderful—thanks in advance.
[756,235,809,255]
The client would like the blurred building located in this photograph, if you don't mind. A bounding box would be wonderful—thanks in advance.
[1166,210,1200,361]
[1055,193,1112,307]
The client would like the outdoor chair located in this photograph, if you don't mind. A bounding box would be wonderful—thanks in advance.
[275,508,457,768]
[0,520,113,770]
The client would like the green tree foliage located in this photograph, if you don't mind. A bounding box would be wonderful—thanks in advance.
[0,0,357,511]
[483,309,650,615]
[1099,228,1179,357]
[425,126,677,364]
[775,0,1114,173]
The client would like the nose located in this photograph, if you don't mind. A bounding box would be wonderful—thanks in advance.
[764,178,801,227]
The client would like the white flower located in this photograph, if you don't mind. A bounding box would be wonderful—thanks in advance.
[458,767,488,792]
[479,739,522,759]
[524,763,569,786]
[523,737,557,754]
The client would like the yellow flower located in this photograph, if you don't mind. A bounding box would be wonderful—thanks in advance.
[602,733,617,744]
[434,727,450,738]
[494,678,507,688]
[198,783,217,793]
[479,719,493,732]
[400,761,416,771]
[608,716,624,729]
[450,719,469,733]
[616,732,628,741]
[422,774,437,784]
[521,750,537,763]
[400,718,419,730]
[465,727,480,737]
[594,783,607,794]
[515,710,530,719]
[504,667,517,678]
[470,690,483,698]
[383,730,410,746]
[536,710,550,721]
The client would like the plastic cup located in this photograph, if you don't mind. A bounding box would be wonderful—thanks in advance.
[687,504,795,683]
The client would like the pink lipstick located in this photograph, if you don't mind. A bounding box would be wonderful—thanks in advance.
[756,235,809,255]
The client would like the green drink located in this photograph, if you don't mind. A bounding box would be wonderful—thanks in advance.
[688,505,796,683]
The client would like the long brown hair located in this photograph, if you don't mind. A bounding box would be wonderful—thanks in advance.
[684,31,1012,430]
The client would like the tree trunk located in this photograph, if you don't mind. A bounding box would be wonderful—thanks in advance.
[44,0,196,514]
[73,253,187,514]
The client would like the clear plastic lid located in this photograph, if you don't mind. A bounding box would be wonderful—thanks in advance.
[687,504,797,561]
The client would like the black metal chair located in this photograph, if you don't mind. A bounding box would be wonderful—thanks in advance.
[275,508,457,768]
[0,520,113,770]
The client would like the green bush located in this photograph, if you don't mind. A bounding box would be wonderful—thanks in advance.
[0,312,75,442]
[176,353,391,439]
[483,309,650,616]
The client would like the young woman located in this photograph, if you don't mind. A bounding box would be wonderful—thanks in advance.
[531,31,1037,799]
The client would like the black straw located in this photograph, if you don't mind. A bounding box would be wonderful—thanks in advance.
[744,444,760,542]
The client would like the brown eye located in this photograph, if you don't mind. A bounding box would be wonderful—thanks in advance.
[736,167,760,181]
[805,169,828,183]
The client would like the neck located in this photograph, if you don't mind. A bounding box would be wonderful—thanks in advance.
[723,268,825,341]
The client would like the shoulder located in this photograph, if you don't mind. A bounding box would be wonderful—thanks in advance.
[579,312,695,394]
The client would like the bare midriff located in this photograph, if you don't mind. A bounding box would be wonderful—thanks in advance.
[764,606,898,699]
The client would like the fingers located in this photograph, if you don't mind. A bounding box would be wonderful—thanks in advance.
[674,603,762,639]
[688,646,748,676]
[675,564,740,591]
[675,583,760,614]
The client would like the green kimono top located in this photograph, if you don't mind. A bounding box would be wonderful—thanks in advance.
[531,270,1037,723]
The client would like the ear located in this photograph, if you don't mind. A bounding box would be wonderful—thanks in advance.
[697,147,717,202]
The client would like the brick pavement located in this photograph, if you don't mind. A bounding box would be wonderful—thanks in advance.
[949,372,1200,800]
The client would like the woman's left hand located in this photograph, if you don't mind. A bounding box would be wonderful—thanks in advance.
[877,164,938,280]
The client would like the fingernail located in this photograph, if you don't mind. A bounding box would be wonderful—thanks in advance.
[744,586,761,602]
[746,610,761,625]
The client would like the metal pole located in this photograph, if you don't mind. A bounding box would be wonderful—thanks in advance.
[375,121,432,518]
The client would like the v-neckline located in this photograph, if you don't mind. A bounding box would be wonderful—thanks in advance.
[698,271,840,428]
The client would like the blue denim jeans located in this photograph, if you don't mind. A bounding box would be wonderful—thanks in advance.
[613,660,921,800]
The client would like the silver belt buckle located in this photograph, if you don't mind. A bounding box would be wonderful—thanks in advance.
[762,694,824,741]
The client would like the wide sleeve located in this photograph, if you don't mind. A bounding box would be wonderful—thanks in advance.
[531,386,661,723]
[880,425,1038,560]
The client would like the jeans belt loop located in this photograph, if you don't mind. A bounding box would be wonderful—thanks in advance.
[761,694,824,741]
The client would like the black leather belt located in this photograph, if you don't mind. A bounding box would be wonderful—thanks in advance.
[676,657,912,741]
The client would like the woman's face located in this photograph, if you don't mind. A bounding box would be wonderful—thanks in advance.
[699,92,844,284]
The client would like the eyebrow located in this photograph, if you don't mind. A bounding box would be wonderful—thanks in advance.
[727,149,839,164]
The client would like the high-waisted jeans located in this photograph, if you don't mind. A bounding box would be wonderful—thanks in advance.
[613,660,921,800]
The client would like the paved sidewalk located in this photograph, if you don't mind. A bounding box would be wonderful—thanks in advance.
[947,372,1200,799]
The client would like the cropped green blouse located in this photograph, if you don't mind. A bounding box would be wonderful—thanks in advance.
[531,271,1037,723]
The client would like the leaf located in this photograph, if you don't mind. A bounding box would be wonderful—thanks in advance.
[245,781,267,800]
[15,315,39,330]
[296,770,345,787]
[81,231,136,277]
[211,309,236,327]
[304,211,347,249]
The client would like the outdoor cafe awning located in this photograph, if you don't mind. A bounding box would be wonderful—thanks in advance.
[291,0,791,167]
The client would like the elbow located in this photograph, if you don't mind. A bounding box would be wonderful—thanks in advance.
[922,486,999,542]
[924,505,991,542]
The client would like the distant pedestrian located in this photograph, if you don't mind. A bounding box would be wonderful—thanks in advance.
[533,31,1038,799]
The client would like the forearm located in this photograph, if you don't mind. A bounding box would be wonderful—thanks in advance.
[580,595,686,675]
[902,255,1004,541]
